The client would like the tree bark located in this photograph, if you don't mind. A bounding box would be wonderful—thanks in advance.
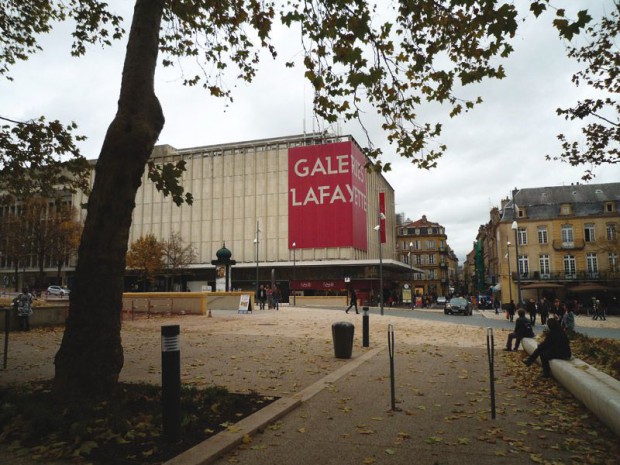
[54,0,165,398]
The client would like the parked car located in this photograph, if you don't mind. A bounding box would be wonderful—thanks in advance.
[436,296,447,306]
[444,297,471,315]
[47,285,70,296]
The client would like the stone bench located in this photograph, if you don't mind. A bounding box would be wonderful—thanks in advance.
[522,337,620,438]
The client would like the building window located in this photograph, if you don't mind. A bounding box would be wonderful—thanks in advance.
[412,240,421,250]
[561,225,574,244]
[429,254,436,265]
[609,253,619,272]
[564,254,576,278]
[539,255,550,277]
[517,255,529,277]
[426,240,436,250]
[607,223,617,241]
[537,226,548,244]
[428,269,436,279]
[560,204,572,215]
[605,202,615,213]
[517,227,527,245]
[584,224,595,242]
[415,255,421,265]
[586,253,598,277]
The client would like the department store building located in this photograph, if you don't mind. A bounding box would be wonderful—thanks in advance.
[73,133,421,304]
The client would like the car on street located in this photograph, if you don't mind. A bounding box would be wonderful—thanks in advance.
[444,297,471,315]
[47,285,70,297]
[436,296,447,306]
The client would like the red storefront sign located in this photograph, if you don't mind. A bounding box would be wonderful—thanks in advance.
[288,141,368,250]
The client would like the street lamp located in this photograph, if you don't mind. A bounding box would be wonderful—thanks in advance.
[374,212,386,316]
[506,241,513,304]
[511,220,522,305]
[292,242,296,307]
[254,221,260,297]
[409,241,414,309]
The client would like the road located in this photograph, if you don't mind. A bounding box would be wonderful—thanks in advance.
[325,305,620,341]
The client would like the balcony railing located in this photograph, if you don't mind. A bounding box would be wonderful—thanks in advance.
[552,238,586,251]
[511,270,619,282]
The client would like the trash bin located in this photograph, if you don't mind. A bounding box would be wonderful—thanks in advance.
[332,321,354,359]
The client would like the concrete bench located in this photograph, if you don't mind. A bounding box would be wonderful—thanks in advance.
[522,337,620,438]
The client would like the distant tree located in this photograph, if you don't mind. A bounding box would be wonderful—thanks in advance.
[0,205,28,291]
[47,204,82,284]
[162,232,196,291]
[126,234,164,291]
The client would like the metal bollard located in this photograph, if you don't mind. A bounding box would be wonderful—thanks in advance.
[388,324,399,411]
[362,306,369,347]
[486,327,496,420]
[161,325,181,443]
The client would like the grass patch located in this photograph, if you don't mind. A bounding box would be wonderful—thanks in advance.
[0,381,276,464]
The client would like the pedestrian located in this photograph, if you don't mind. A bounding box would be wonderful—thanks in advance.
[257,285,267,310]
[345,288,359,314]
[526,298,537,326]
[523,318,571,378]
[538,297,549,325]
[493,297,500,315]
[14,287,33,331]
[592,298,606,321]
[507,299,516,322]
[504,308,535,351]
[561,305,576,333]
[272,285,281,310]
[266,285,273,309]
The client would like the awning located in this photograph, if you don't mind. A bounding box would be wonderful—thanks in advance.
[491,283,501,292]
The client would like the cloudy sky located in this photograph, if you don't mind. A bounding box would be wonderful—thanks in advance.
[3,1,619,263]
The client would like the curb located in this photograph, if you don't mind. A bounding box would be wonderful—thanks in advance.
[163,347,383,465]
[522,338,620,438]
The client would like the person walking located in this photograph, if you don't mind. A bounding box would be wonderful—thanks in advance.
[345,288,359,314]
[272,286,281,310]
[526,298,537,326]
[14,287,33,331]
[507,299,516,322]
[538,297,549,325]
[523,318,571,378]
[257,285,267,310]
[493,297,500,315]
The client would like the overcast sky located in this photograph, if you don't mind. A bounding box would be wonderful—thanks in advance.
[3,1,619,263]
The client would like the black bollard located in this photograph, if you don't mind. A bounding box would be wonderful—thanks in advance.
[388,324,399,411]
[3,307,9,369]
[486,327,496,420]
[362,306,369,347]
[161,325,181,443]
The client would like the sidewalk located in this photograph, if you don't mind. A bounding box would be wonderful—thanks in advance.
[2,307,619,465]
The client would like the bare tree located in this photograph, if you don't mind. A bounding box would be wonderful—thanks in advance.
[162,232,196,291]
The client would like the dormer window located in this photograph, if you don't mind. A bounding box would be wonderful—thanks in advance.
[605,202,615,213]
[517,207,526,218]
[560,204,572,216]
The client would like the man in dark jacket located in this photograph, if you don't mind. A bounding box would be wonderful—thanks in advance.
[523,318,571,378]
[345,288,358,314]
[504,309,534,351]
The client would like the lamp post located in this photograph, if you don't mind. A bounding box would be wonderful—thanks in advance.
[292,242,296,307]
[409,241,414,309]
[254,221,260,297]
[506,241,513,304]
[374,212,386,316]
[511,220,522,305]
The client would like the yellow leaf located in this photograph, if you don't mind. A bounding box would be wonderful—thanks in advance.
[298,427,306,434]
[363,458,376,464]
[385,448,397,455]
[530,453,544,463]
[371,417,384,421]
[242,434,252,444]
[457,437,470,445]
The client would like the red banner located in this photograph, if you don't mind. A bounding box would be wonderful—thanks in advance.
[288,141,368,250]
[379,191,386,243]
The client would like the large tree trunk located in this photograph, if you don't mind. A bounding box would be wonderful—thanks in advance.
[54,0,165,398]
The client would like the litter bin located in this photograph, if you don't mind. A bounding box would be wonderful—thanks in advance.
[332,321,354,359]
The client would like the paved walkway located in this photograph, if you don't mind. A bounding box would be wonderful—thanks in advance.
[1,307,619,465]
